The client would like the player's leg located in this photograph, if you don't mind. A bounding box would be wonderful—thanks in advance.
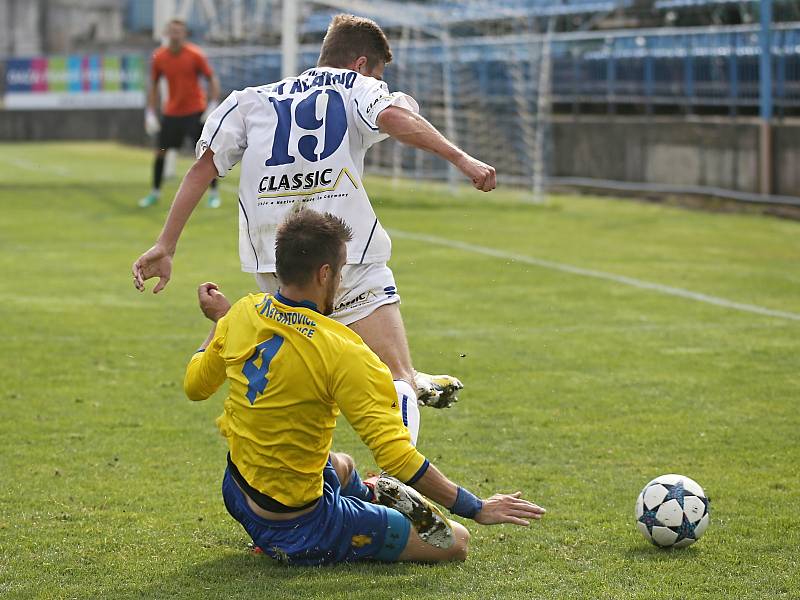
[368,475,470,562]
[347,303,421,444]
[139,150,167,208]
[331,264,421,442]
[371,474,456,550]
[348,302,414,385]
[336,264,463,407]
[324,462,469,564]
[223,451,467,565]
[361,504,468,564]
[330,452,465,560]
[191,111,220,208]
[397,521,470,563]
[330,452,374,502]
[163,148,178,180]
[330,451,353,483]
[208,175,220,207]
[139,116,180,207]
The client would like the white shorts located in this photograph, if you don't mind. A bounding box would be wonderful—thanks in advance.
[254,263,401,326]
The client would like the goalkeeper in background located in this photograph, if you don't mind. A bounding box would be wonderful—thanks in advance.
[139,18,222,209]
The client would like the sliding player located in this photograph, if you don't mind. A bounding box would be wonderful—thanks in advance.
[184,209,544,565]
[133,14,497,442]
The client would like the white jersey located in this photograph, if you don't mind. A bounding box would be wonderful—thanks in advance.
[197,67,419,272]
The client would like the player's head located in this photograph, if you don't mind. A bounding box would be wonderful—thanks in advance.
[317,14,392,80]
[275,209,353,316]
[165,18,188,48]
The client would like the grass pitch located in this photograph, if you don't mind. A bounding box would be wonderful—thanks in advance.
[1,142,799,599]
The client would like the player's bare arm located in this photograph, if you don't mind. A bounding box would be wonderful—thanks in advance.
[377,105,496,192]
[132,149,218,293]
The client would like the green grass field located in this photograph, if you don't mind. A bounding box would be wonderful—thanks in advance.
[1,142,799,599]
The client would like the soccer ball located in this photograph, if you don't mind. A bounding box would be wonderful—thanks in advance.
[635,474,710,548]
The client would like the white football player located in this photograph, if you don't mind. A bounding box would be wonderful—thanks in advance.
[132,14,496,443]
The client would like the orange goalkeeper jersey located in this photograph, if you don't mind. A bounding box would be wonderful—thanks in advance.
[151,43,213,116]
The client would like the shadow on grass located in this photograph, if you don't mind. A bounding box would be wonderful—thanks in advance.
[126,548,454,599]
[625,543,701,562]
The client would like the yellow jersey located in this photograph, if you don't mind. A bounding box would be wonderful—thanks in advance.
[184,292,427,508]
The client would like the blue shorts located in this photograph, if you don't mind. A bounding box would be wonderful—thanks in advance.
[221,460,411,566]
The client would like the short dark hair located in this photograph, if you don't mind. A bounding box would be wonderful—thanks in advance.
[317,14,393,70]
[167,18,187,29]
[275,209,353,287]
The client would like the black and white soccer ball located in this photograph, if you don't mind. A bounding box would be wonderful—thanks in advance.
[635,474,710,548]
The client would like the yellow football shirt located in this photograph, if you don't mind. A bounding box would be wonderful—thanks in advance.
[184,292,427,508]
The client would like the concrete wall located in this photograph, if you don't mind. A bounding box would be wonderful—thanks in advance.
[0,108,147,146]
[771,124,800,197]
[551,116,764,195]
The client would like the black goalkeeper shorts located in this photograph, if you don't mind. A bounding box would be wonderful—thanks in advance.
[157,111,203,151]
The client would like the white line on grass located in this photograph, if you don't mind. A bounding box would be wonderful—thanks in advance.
[218,182,800,322]
[389,229,800,323]
[6,157,72,177]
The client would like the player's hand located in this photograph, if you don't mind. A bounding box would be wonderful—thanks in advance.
[145,108,161,136]
[197,282,230,322]
[201,100,219,123]
[473,492,546,526]
[455,154,496,192]
[132,243,173,293]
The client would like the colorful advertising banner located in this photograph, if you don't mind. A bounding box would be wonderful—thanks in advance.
[4,54,145,109]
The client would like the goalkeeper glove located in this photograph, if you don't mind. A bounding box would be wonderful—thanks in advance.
[144,108,160,136]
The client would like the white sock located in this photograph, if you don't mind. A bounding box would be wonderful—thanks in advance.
[394,380,419,446]
[151,188,161,198]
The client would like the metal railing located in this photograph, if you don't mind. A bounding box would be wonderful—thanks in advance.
[204,23,800,116]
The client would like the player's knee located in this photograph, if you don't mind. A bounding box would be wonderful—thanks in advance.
[432,521,470,562]
[330,452,354,484]
[448,521,470,562]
